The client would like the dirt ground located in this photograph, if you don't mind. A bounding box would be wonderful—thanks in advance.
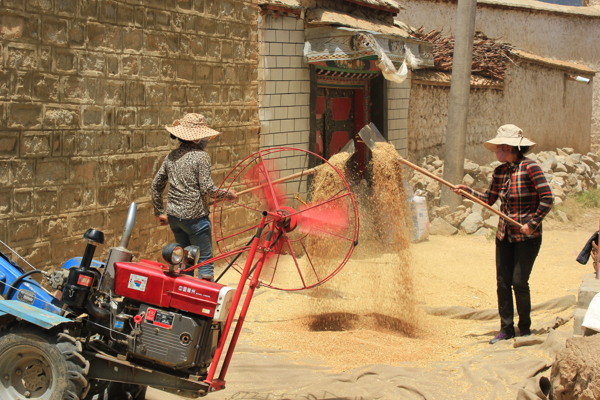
[147,207,600,400]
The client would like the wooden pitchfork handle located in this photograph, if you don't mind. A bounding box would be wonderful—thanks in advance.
[398,157,524,229]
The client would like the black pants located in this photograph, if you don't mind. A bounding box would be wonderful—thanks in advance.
[495,236,542,335]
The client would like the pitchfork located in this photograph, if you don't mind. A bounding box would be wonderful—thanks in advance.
[357,123,523,229]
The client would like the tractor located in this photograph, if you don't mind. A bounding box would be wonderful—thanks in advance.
[0,147,359,400]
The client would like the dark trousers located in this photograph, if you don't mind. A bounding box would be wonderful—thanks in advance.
[495,236,542,335]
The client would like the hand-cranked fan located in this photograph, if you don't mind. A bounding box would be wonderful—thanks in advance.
[212,146,359,291]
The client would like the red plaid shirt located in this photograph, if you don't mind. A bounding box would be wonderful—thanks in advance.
[464,158,553,242]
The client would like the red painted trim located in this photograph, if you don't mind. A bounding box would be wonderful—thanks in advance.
[353,89,367,176]
[329,131,351,155]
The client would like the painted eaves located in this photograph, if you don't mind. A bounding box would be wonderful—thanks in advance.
[346,0,401,13]
[258,0,302,9]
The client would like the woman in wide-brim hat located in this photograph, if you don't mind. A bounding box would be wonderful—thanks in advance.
[151,113,236,280]
[165,113,221,142]
[454,124,553,345]
[482,124,537,153]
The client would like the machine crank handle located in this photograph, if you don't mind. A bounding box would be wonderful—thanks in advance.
[236,166,319,197]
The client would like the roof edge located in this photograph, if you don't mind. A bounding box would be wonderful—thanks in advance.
[478,0,600,18]
[511,49,598,75]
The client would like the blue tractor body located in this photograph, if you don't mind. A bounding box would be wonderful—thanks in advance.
[0,250,64,315]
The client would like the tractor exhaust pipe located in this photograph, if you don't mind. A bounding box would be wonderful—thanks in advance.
[98,202,137,293]
[119,202,137,249]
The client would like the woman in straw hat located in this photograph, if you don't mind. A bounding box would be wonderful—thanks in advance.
[151,113,237,280]
[454,124,553,344]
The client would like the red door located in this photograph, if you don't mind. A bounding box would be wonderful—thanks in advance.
[314,87,369,179]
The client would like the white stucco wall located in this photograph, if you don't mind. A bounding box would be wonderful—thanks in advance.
[408,61,593,165]
[396,0,600,135]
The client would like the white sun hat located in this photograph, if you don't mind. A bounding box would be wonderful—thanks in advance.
[165,113,221,141]
[484,124,536,153]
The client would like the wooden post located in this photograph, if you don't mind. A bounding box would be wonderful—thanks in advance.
[440,0,477,209]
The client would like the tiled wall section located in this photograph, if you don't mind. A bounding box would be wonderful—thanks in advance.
[259,14,309,151]
[258,14,311,194]
[387,80,411,158]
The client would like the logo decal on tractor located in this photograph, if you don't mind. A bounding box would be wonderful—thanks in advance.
[128,274,148,291]
[178,285,197,295]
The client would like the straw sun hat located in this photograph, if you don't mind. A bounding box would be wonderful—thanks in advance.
[165,113,221,141]
[483,124,536,153]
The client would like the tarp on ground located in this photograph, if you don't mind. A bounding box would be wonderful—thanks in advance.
[188,295,575,400]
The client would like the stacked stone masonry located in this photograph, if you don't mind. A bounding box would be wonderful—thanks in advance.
[0,0,260,269]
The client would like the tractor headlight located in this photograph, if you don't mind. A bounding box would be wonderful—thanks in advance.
[162,243,184,265]
[184,245,201,266]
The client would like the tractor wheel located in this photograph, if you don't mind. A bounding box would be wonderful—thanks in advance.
[0,330,89,400]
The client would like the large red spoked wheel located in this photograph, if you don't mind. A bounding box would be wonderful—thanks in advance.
[213,147,359,291]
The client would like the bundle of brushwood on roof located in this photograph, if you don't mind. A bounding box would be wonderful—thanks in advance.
[410,27,514,81]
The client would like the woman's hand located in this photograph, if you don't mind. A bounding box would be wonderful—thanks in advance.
[520,223,534,236]
[157,214,168,226]
[453,184,468,195]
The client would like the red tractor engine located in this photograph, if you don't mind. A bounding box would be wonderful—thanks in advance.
[107,258,235,372]
[113,259,234,320]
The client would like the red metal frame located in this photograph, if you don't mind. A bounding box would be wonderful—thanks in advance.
[204,211,279,392]
[204,147,362,391]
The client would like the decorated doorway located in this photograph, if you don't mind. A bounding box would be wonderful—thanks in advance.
[309,61,385,181]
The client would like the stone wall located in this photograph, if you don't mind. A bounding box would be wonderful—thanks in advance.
[0,0,260,270]
[408,60,593,165]
[411,148,600,237]
[407,82,504,164]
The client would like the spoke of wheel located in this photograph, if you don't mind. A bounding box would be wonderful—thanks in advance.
[282,236,308,289]
[298,239,320,285]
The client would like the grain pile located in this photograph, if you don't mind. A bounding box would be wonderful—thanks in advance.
[305,151,354,260]
[307,142,420,336]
